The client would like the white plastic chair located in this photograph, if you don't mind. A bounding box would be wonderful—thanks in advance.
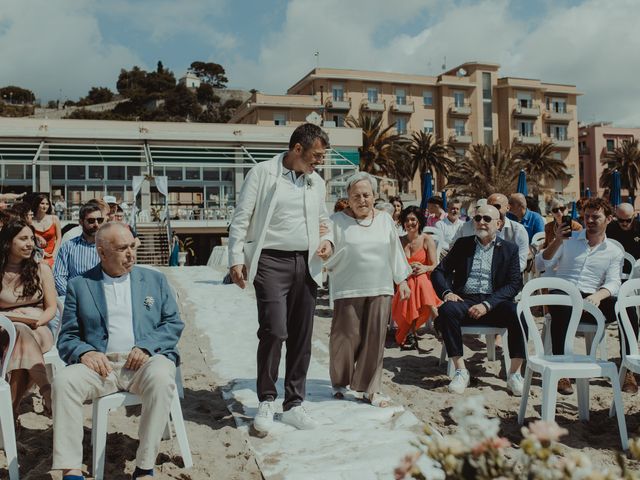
[608,238,625,254]
[43,299,66,380]
[422,226,444,261]
[517,277,628,449]
[610,279,640,418]
[439,326,511,379]
[0,315,19,479]
[542,314,609,360]
[531,231,545,249]
[621,252,635,281]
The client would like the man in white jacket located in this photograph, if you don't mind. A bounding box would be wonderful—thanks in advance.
[228,123,334,434]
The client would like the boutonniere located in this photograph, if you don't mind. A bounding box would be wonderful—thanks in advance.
[305,175,313,189]
[144,296,155,310]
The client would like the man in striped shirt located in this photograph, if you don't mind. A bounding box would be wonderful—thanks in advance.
[54,203,104,296]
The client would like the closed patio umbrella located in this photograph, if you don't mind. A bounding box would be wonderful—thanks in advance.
[611,170,622,207]
[516,170,528,196]
[420,172,433,210]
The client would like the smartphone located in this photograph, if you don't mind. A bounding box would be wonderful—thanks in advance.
[561,215,572,237]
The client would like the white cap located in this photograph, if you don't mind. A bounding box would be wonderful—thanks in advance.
[103,195,117,204]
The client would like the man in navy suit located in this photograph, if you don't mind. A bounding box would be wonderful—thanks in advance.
[53,222,184,480]
[432,205,526,396]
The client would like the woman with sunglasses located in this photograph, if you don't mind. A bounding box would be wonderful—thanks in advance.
[542,198,582,249]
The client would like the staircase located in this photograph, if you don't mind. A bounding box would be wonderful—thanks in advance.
[136,224,170,266]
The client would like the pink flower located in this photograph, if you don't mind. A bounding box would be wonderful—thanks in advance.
[471,437,511,457]
[527,420,568,444]
[394,452,421,479]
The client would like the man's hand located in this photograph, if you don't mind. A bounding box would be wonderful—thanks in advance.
[230,264,247,289]
[124,347,150,371]
[319,222,329,237]
[444,292,463,302]
[468,303,488,319]
[81,351,113,377]
[316,239,333,260]
[584,294,601,308]
[398,281,411,300]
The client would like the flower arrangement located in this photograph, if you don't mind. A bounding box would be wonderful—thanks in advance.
[395,395,640,480]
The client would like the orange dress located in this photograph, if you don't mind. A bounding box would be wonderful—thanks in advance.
[392,248,442,345]
[34,221,57,267]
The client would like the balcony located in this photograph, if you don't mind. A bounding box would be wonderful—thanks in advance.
[325,97,351,111]
[549,136,574,149]
[513,103,540,117]
[391,101,415,114]
[544,108,573,122]
[361,98,386,112]
[449,131,472,144]
[449,102,472,116]
[515,134,542,145]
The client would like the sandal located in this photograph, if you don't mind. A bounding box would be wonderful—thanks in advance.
[364,392,392,408]
[332,386,347,399]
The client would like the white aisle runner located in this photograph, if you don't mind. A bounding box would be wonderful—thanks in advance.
[166,267,441,480]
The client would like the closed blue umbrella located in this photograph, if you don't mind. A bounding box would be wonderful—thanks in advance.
[442,190,447,210]
[585,187,591,198]
[611,170,622,207]
[516,169,528,196]
[420,172,433,210]
[570,201,577,220]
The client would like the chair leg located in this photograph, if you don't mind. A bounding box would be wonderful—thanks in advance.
[610,366,626,417]
[518,367,533,425]
[92,400,110,480]
[170,395,193,468]
[541,370,558,422]
[0,390,19,480]
[542,318,552,355]
[584,332,594,357]
[609,371,629,450]
[502,331,510,380]
[576,378,590,421]
[447,359,455,378]
[439,344,447,366]
[486,334,496,361]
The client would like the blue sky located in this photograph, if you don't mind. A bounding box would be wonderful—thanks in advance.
[1,0,639,125]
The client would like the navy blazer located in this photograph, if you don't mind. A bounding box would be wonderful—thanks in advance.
[432,235,522,310]
[57,265,184,366]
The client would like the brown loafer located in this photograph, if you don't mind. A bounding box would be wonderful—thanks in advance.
[557,377,573,395]
[622,372,638,394]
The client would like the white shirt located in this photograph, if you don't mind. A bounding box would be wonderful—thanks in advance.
[435,216,464,250]
[262,162,309,251]
[103,271,135,354]
[325,211,411,301]
[536,230,623,296]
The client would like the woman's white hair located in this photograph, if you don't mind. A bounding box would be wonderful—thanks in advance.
[346,172,378,194]
[549,198,566,210]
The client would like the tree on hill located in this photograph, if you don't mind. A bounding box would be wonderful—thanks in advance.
[0,86,35,104]
[190,61,228,88]
[80,87,114,105]
[164,84,201,120]
[196,83,218,104]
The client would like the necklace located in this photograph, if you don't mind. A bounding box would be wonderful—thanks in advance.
[354,213,375,227]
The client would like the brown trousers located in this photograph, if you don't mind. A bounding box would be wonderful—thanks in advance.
[329,295,391,394]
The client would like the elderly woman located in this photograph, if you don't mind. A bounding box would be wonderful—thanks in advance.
[325,172,411,407]
[542,198,582,248]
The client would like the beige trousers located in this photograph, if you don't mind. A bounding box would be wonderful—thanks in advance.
[329,295,391,394]
[52,353,177,471]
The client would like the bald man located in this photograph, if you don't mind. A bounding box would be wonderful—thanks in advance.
[432,205,526,396]
[507,193,545,242]
[606,202,640,261]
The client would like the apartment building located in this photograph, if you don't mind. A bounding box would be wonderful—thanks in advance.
[229,62,581,200]
[578,122,640,201]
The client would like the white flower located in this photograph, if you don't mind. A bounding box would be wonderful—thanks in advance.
[144,296,155,310]
[305,175,314,189]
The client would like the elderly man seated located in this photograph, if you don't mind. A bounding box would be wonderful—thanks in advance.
[52,222,184,480]
[432,205,527,396]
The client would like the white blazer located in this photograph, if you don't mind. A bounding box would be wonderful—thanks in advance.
[228,153,333,286]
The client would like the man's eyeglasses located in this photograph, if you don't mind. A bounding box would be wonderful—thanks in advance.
[84,217,105,225]
[551,207,566,213]
[618,218,633,224]
[473,215,494,223]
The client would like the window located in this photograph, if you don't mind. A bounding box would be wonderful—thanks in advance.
[332,114,345,127]
[484,130,493,144]
[396,117,407,135]
[547,97,567,113]
[107,166,125,180]
[126,166,141,180]
[548,125,567,140]
[482,73,492,99]
[606,139,615,152]
[185,167,201,180]
[395,88,406,105]
[273,113,286,126]
[203,168,220,181]
[517,92,533,108]
[453,91,465,107]
[67,165,85,180]
[52,165,65,180]
[165,167,182,180]
[367,87,378,103]
[4,164,24,180]
[332,84,344,102]
[454,119,465,136]
[519,120,534,137]
[89,165,104,179]
[423,120,434,134]
[423,90,433,106]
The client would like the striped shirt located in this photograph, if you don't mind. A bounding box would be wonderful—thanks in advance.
[462,237,495,295]
[54,235,100,296]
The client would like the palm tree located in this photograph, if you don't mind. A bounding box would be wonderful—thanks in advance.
[600,139,640,200]
[344,113,408,176]
[446,142,520,200]
[512,141,570,196]
[407,131,454,187]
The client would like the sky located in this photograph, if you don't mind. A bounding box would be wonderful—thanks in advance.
[1,0,639,125]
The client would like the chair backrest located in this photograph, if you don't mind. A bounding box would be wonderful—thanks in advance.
[622,252,635,281]
[580,301,607,357]
[608,238,624,254]
[517,277,583,357]
[422,226,443,258]
[52,298,65,343]
[0,315,16,380]
[531,231,545,248]
[614,278,640,358]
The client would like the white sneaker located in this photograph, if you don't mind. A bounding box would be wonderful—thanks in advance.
[448,369,470,394]
[507,372,524,397]
[254,401,275,433]
[280,405,319,430]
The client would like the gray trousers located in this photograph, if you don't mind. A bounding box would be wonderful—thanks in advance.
[253,249,317,411]
[329,295,392,394]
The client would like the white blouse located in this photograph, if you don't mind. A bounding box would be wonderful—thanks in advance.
[325,211,411,301]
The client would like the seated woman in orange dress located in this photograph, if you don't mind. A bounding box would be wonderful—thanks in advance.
[0,219,58,418]
[392,206,442,349]
[31,194,61,268]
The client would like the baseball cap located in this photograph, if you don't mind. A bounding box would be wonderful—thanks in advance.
[103,195,117,205]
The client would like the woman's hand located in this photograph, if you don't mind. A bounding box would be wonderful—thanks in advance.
[398,281,411,300]
[411,263,429,276]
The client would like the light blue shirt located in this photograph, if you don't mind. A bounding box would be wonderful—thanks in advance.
[53,235,100,296]
[507,209,545,242]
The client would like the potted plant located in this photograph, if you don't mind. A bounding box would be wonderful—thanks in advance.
[177,236,195,266]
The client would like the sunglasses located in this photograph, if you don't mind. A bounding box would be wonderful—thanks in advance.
[618,218,633,224]
[473,215,494,223]
[84,217,105,225]
[551,207,566,213]
[490,203,503,211]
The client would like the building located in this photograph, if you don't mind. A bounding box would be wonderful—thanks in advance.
[178,72,201,90]
[578,122,640,201]
[229,62,581,200]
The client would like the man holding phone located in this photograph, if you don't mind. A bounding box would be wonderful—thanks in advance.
[536,198,639,394]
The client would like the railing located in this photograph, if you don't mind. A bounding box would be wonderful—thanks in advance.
[514,103,541,116]
[361,98,386,111]
[391,101,415,113]
[449,102,472,115]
